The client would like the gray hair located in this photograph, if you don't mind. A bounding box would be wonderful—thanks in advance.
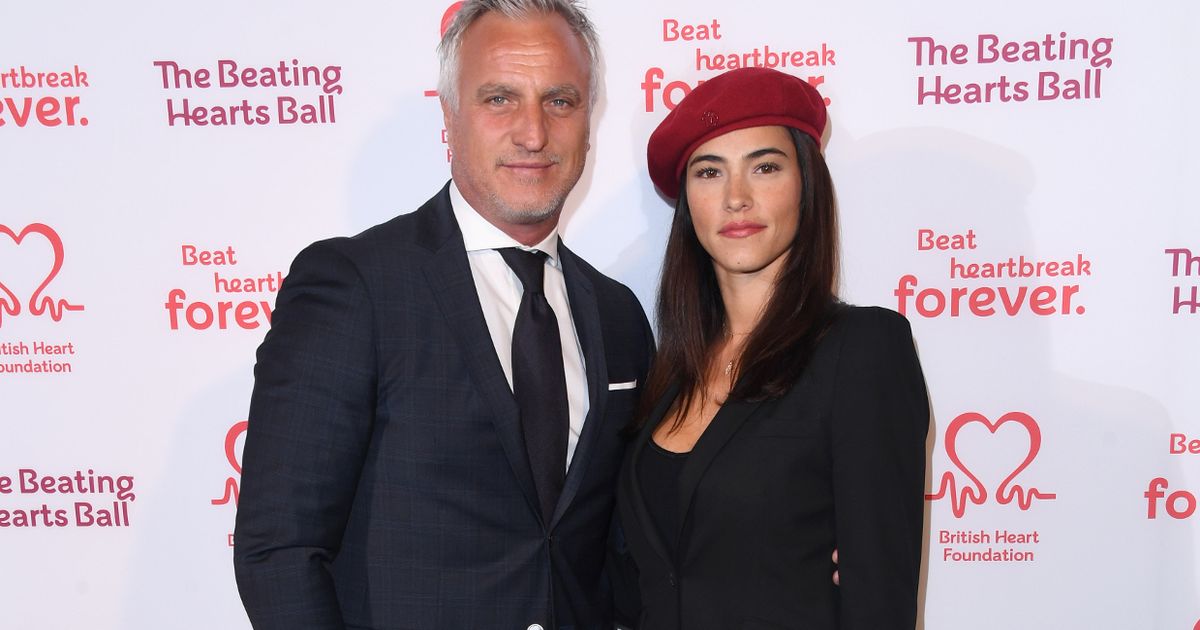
[437,0,601,110]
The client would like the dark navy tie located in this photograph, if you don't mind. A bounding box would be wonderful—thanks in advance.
[497,247,569,522]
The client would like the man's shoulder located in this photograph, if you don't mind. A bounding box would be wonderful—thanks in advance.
[355,184,455,249]
[559,244,640,305]
[304,184,456,261]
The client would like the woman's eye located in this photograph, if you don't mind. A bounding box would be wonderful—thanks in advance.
[755,162,781,174]
[693,166,719,179]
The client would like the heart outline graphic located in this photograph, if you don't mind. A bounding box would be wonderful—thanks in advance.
[0,223,85,327]
[926,411,1057,518]
[224,420,249,475]
[211,420,249,506]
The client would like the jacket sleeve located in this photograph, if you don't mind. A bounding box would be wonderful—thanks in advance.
[233,240,377,630]
[829,308,930,629]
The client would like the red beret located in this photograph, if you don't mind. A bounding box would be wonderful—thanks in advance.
[646,67,828,200]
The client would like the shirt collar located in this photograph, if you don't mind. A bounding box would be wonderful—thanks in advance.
[450,180,561,264]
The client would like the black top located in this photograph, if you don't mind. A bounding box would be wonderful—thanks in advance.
[637,439,690,560]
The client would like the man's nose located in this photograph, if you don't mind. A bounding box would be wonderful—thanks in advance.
[512,103,549,152]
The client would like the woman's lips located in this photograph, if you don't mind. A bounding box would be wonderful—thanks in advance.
[719,221,766,238]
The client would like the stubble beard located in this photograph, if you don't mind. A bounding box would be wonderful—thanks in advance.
[463,158,584,227]
[485,186,567,225]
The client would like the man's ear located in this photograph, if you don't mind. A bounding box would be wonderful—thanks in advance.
[440,97,453,145]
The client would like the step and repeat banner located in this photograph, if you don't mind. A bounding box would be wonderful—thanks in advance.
[2,1,1197,628]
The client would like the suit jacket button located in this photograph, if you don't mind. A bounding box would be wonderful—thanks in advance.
[527,625,545,630]
[668,572,677,587]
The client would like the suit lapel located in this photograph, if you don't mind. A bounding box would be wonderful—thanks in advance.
[675,396,765,546]
[626,385,765,568]
[549,244,606,529]
[419,184,540,520]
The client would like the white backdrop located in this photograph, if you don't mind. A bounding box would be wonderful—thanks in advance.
[1,1,1197,628]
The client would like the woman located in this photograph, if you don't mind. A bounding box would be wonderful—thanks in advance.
[616,67,929,629]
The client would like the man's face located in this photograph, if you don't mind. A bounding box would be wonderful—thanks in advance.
[443,11,592,241]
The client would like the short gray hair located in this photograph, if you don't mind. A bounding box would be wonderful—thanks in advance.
[437,0,601,110]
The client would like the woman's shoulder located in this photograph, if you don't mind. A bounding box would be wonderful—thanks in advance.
[819,304,918,366]
[826,303,913,338]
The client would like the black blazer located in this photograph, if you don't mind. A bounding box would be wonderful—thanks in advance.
[234,183,654,630]
[616,307,928,630]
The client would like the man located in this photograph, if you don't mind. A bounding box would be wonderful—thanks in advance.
[232,1,653,629]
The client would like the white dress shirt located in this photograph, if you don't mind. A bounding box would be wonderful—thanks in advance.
[450,181,590,470]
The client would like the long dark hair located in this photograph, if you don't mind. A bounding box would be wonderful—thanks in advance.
[637,128,841,432]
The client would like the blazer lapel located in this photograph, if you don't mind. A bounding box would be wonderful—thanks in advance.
[549,244,606,529]
[626,381,682,568]
[419,185,540,520]
[675,396,765,546]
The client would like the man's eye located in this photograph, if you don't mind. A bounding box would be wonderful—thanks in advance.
[549,98,573,108]
[486,95,509,105]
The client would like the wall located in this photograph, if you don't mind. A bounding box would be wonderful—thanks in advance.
[1,1,1197,628]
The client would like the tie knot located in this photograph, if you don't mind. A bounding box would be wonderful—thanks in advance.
[497,247,548,293]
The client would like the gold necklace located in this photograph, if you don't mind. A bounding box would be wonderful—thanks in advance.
[722,330,750,377]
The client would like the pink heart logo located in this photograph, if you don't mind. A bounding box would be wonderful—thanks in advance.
[927,411,1057,518]
[0,223,84,327]
[211,420,249,506]
[223,420,249,475]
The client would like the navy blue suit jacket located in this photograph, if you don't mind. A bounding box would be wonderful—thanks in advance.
[234,183,654,630]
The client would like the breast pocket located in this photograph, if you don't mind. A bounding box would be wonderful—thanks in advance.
[598,378,641,439]
[608,379,638,391]
[604,384,639,418]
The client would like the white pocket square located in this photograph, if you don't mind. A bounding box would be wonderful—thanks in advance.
[608,380,638,391]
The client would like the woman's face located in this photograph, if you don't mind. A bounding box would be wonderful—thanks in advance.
[685,125,802,281]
